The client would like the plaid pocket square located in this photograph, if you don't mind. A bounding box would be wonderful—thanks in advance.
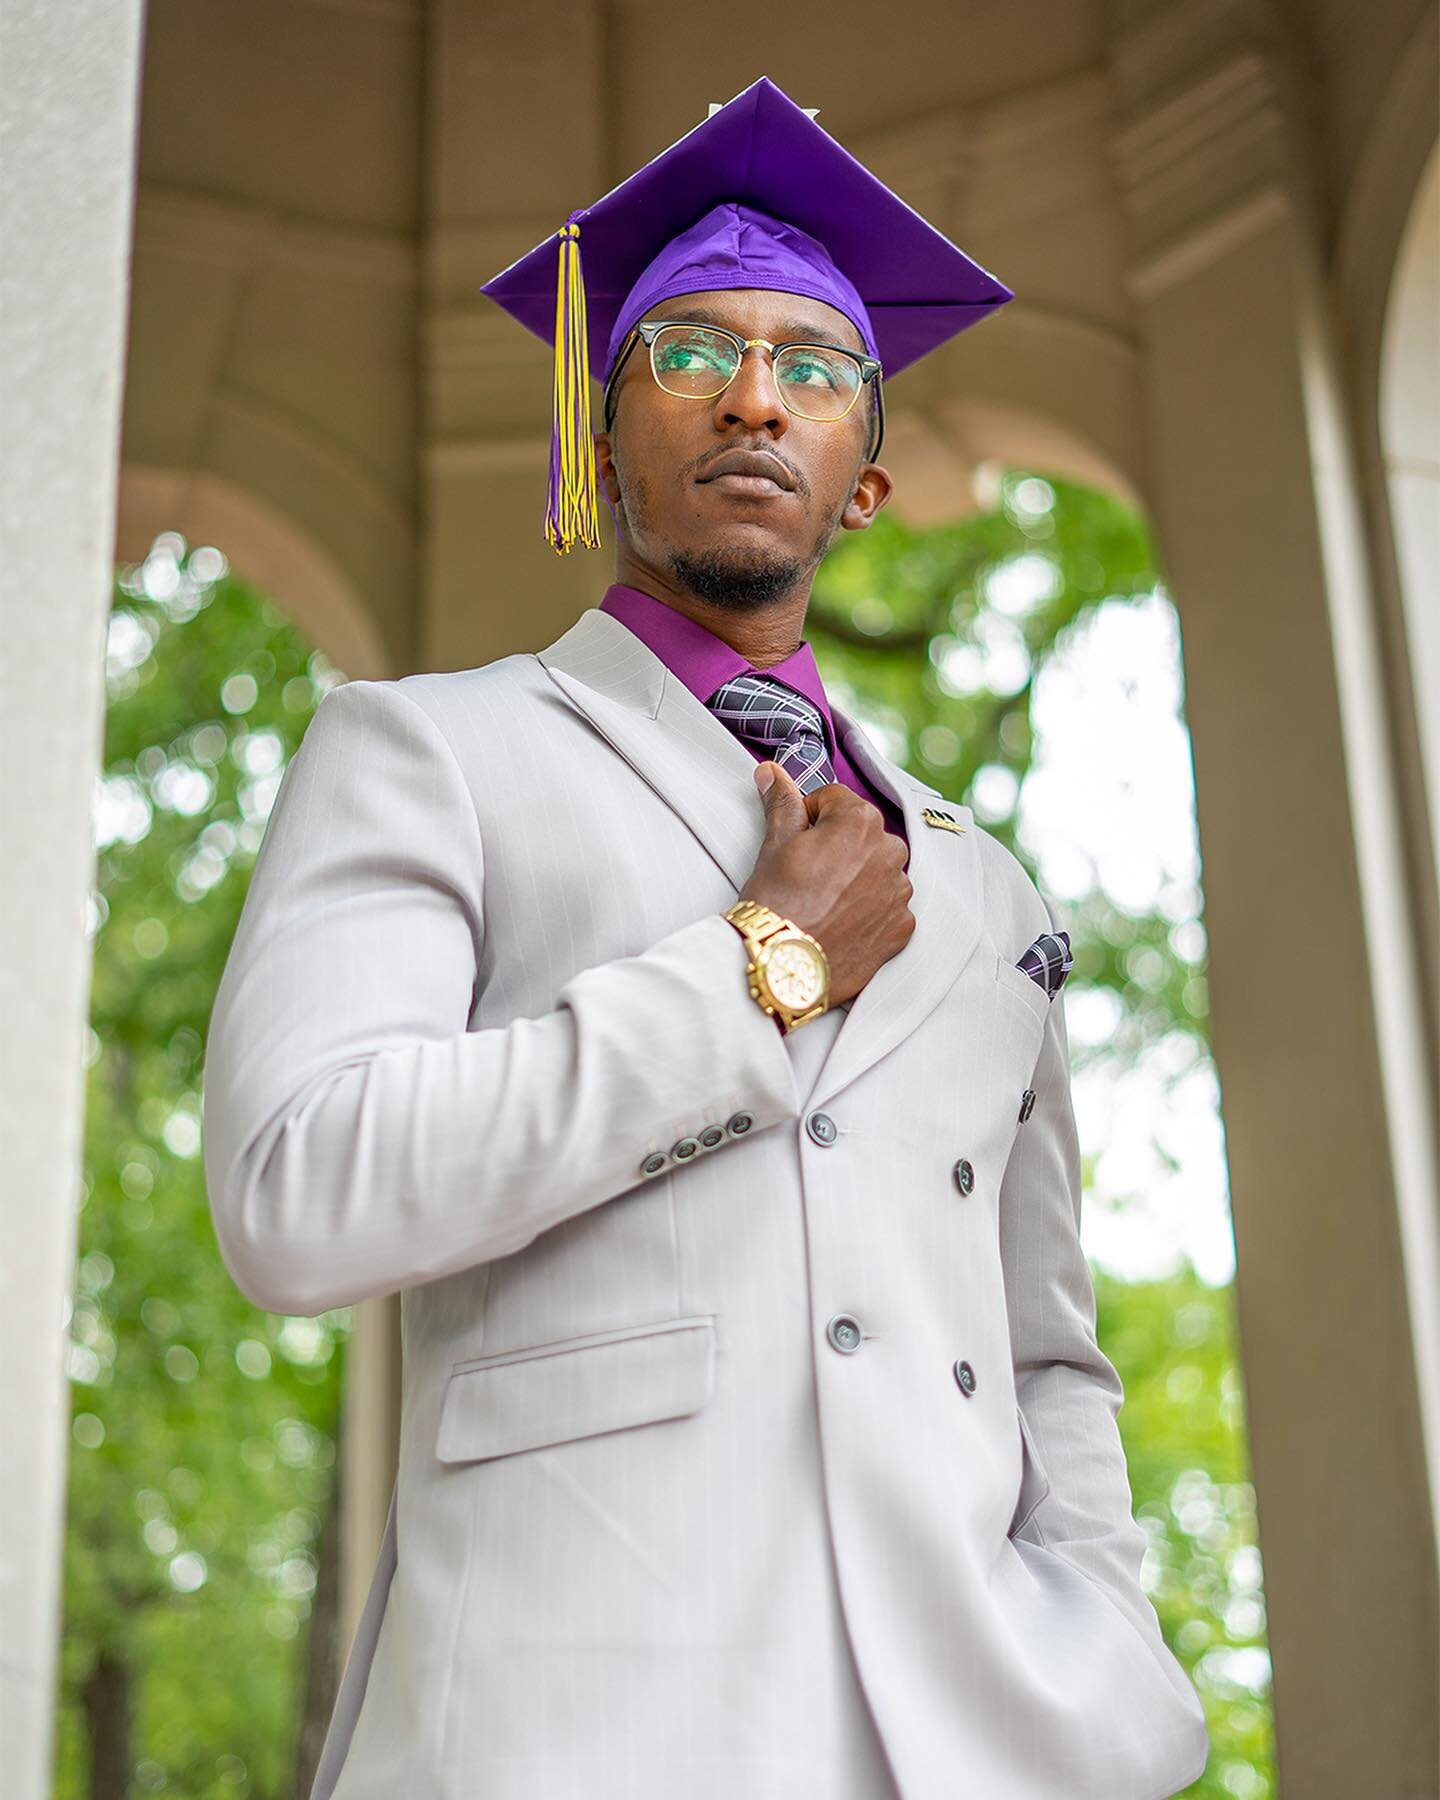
[1016,930,1073,1001]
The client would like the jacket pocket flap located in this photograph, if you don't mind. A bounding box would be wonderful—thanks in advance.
[1009,1403,1053,1540]
[437,1314,717,1465]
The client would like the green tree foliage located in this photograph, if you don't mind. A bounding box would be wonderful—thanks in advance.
[1097,1265,1275,1794]
[58,540,350,1800]
[59,482,1275,1798]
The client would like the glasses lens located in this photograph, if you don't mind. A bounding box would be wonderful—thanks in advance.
[773,345,863,419]
[651,325,740,398]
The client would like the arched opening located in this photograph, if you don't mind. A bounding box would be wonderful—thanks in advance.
[117,467,393,682]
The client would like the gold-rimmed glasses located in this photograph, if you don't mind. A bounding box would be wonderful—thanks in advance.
[603,318,885,457]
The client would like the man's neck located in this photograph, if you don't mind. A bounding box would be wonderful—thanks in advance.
[610,566,810,670]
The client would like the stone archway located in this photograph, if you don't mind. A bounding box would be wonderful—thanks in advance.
[117,467,394,684]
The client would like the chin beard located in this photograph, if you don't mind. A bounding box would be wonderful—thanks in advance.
[667,544,808,611]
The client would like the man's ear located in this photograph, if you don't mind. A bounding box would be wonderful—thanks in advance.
[840,460,893,533]
[594,428,621,510]
[593,428,630,542]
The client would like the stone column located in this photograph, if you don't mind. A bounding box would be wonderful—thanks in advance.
[0,4,148,1795]
[1107,3,1440,1793]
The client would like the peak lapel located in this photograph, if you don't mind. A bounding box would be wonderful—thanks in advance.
[802,710,984,1111]
[535,607,763,895]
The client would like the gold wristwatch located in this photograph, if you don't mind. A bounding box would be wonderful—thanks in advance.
[721,899,831,1034]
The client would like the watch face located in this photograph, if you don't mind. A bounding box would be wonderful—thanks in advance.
[766,939,825,1010]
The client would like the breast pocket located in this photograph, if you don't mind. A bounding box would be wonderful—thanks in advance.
[977,946,1051,1116]
[436,1313,717,1466]
[992,946,1054,1033]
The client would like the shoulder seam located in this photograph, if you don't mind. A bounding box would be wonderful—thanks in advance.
[334,677,485,846]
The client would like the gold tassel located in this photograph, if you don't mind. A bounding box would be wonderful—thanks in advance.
[544,219,602,554]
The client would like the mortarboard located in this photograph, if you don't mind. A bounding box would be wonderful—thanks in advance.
[480,74,1014,555]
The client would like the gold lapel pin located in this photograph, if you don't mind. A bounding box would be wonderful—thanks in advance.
[921,806,967,835]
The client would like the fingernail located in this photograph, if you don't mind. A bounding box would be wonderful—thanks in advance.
[756,763,775,793]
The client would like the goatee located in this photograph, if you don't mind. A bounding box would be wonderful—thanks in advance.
[668,546,806,611]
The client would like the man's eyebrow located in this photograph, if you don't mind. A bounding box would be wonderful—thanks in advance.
[663,305,862,353]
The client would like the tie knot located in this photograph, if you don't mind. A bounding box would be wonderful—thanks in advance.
[705,671,838,796]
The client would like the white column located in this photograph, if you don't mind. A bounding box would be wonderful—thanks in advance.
[0,4,147,1795]
[1108,4,1440,1793]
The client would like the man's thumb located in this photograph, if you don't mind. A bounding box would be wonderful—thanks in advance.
[755,760,808,836]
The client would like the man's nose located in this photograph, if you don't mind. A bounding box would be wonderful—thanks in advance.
[712,346,789,436]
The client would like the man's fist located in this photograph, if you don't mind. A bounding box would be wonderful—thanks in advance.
[738,760,915,1007]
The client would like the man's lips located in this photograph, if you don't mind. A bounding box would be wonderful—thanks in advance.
[696,450,796,493]
[702,471,789,496]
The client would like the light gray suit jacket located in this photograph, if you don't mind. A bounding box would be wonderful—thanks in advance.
[202,605,1210,1799]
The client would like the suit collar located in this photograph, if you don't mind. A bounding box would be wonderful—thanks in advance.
[598,582,842,750]
[536,606,984,1109]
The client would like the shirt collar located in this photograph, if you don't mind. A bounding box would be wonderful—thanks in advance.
[598,583,840,744]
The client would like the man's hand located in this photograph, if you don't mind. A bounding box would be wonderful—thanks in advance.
[737,760,915,1007]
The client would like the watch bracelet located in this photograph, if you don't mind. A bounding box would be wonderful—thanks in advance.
[721,900,829,1033]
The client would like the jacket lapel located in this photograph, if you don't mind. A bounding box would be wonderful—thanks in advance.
[534,607,985,1107]
[536,607,765,895]
[809,708,982,1111]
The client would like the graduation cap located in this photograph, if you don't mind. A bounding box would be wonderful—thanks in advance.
[480,75,1014,555]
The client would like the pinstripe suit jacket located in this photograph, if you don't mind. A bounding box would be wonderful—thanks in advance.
[201,604,1210,1800]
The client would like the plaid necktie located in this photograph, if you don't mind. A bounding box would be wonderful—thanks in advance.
[705,670,838,795]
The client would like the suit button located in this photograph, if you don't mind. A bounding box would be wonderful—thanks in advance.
[806,1111,838,1146]
[640,1152,669,1178]
[1019,1089,1036,1123]
[953,1157,975,1195]
[953,1358,977,1396]
[699,1125,726,1150]
[726,1111,754,1137]
[827,1314,863,1354]
[671,1136,700,1161]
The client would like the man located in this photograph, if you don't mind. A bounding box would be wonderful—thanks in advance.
[202,77,1209,1800]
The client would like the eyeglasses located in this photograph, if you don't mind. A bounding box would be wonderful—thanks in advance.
[603,319,886,458]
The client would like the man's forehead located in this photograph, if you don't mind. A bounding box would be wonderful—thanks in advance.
[638,289,866,352]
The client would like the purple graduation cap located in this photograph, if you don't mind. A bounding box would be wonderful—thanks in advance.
[480,75,1015,555]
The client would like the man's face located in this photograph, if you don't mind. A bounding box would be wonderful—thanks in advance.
[593,288,892,611]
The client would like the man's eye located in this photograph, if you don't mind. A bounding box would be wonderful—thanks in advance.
[656,337,733,373]
[779,354,845,391]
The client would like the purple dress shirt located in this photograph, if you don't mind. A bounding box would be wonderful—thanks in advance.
[598,583,909,854]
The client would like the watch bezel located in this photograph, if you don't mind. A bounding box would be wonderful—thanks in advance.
[752,924,830,1030]
[722,900,832,1033]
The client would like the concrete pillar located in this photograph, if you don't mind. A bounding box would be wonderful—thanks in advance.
[0,4,147,1794]
[1108,3,1439,1793]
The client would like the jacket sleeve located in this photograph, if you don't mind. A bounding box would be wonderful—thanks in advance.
[997,892,1211,1780]
[201,676,800,1316]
